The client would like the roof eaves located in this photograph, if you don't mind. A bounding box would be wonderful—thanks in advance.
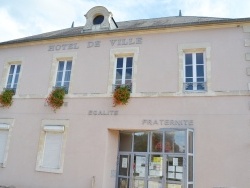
[1,17,250,46]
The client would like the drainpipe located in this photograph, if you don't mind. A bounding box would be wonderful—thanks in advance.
[91,176,95,188]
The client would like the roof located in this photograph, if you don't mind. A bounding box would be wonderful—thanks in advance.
[1,16,250,45]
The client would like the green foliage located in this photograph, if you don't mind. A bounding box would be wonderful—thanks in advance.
[46,88,65,112]
[0,89,15,107]
[113,85,130,106]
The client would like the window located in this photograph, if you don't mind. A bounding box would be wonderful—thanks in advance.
[0,124,10,167]
[108,47,139,93]
[184,52,206,91]
[0,59,22,94]
[36,120,69,173]
[55,60,72,94]
[48,52,76,95]
[178,42,211,93]
[0,119,14,168]
[42,126,64,169]
[114,57,133,91]
[93,15,104,25]
[6,64,21,93]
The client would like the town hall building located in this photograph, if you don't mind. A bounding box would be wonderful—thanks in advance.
[0,6,250,188]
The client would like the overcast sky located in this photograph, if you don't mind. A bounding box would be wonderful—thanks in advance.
[0,0,250,42]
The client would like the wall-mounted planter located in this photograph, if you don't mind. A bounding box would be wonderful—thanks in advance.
[0,89,15,108]
[113,85,130,106]
[46,87,66,112]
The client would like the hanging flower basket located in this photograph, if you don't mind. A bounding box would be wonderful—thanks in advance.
[113,85,130,106]
[0,89,15,107]
[46,87,66,112]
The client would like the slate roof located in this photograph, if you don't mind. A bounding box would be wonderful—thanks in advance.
[1,16,250,45]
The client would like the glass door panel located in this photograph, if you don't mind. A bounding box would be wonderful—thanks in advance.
[117,154,130,188]
[148,181,162,188]
[147,154,163,188]
[118,177,130,188]
[119,155,130,176]
[117,130,193,188]
[166,156,184,188]
[187,129,194,188]
[132,154,147,188]
[133,179,145,188]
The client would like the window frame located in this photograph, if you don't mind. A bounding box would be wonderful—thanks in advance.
[178,43,211,94]
[48,52,77,95]
[55,60,72,94]
[36,120,69,174]
[183,51,206,92]
[0,59,23,95]
[0,119,14,168]
[6,64,21,92]
[113,56,133,92]
[108,47,139,94]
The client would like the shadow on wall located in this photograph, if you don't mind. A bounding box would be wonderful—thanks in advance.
[0,186,15,188]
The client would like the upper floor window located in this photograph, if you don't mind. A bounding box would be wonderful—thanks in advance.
[108,47,139,94]
[183,52,206,91]
[55,60,72,94]
[114,57,133,91]
[6,64,21,93]
[178,43,211,94]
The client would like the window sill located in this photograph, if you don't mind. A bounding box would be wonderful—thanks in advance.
[36,166,63,174]
[183,90,207,93]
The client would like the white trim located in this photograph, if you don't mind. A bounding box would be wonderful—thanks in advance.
[55,60,72,90]
[0,124,10,130]
[44,125,65,133]
[183,52,206,91]
[113,57,133,86]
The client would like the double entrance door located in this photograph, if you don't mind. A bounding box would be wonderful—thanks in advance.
[117,153,185,188]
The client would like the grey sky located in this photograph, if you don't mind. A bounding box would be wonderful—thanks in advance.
[0,0,250,42]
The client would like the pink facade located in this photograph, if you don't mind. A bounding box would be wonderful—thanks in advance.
[0,6,250,188]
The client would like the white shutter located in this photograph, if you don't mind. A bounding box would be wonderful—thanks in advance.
[44,125,64,133]
[0,130,8,164]
[0,124,10,130]
[42,132,63,169]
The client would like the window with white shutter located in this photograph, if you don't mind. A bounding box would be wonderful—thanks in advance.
[42,132,63,169]
[0,130,8,165]
[36,120,69,173]
[0,122,12,168]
